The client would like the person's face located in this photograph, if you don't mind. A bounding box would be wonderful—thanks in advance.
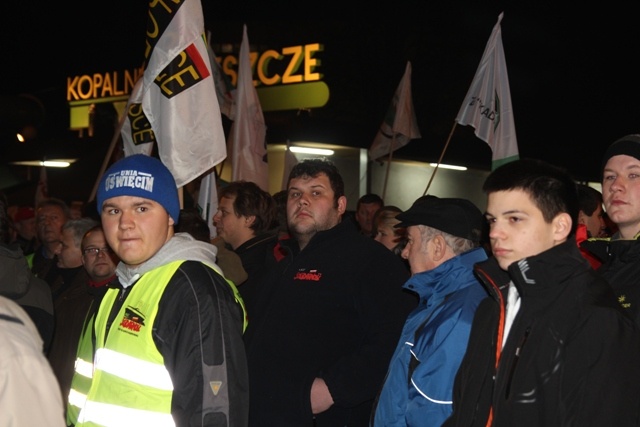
[82,229,119,282]
[213,195,253,250]
[401,226,437,275]
[602,154,640,238]
[579,203,606,238]
[287,173,346,242]
[374,224,400,251]
[100,196,174,268]
[36,205,67,244]
[486,189,569,271]
[356,202,381,235]
[16,217,37,240]
[56,228,83,269]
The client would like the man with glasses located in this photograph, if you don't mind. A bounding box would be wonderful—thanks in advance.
[66,225,119,426]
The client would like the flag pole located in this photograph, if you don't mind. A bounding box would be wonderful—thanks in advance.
[422,121,458,196]
[381,136,396,201]
[88,109,128,202]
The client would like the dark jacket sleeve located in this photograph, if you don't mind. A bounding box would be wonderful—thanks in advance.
[321,247,414,407]
[154,261,249,427]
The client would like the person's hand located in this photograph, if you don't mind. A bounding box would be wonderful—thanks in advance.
[310,377,334,414]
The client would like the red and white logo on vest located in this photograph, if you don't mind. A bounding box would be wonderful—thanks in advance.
[119,306,146,334]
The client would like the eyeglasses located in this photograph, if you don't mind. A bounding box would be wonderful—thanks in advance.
[82,247,112,257]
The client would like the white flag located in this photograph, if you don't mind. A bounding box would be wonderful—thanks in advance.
[206,30,235,120]
[228,25,269,192]
[368,61,421,161]
[196,170,218,240]
[456,12,519,170]
[121,0,227,187]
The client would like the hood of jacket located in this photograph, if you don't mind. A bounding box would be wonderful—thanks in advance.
[403,247,488,303]
[116,232,221,288]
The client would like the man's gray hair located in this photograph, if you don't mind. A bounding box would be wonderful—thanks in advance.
[62,218,99,248]
[417,225,477,255]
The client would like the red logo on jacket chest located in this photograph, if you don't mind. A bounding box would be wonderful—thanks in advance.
[293,269,323,281]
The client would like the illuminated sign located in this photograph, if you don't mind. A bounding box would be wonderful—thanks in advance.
[216,43,329,111]
[67,43,329,130]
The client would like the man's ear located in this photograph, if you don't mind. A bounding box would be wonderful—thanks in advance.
[337,196,347,216]
[430,234,451,263]
[577,210,587,225]
[245,215,256,228]
[553,212,572,241]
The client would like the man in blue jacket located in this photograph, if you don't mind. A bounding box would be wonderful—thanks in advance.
[371,196,488,426]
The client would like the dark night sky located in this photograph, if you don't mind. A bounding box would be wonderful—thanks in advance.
[2,1,640,203]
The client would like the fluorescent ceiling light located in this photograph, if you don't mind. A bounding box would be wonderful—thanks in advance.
[289,146,334,156]
[429,163,467,171]
[11,159,77,168]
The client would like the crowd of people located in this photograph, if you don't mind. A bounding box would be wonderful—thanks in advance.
[2,134,640,426]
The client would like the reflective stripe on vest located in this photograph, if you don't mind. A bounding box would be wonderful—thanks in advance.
[67,305,98,426]
[77,401,175,427]
[94,348,173,389]
[76,261,183,427]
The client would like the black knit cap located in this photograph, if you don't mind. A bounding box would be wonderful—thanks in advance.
[601,134,640,171]
[395,196,483,243]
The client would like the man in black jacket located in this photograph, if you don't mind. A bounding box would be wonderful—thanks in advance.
[213,180,277,315]
[444,158,640,426]
[582,134,640,328]
[244,159,415,426]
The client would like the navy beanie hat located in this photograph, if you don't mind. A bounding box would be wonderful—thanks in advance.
[96,154,180,223]
[601,134,640,171]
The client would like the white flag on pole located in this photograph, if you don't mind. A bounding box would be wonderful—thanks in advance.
[196,170,218,240]
[206,30,235,120]
[121,0,227,187]
[228,25,269,192]
[456,12,519,170]
[368,61,421,161]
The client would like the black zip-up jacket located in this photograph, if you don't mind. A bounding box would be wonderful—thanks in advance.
[244,219,416,426]
[581,235,640,328]
[444,240,640,427]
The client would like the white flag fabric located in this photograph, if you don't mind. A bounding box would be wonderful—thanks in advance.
[206,30,235,120]
[196,170,218,240]
[34,165,48,208]
[121,0,227,187]
[455,12,519,170]
[368,61,421,161]
[228,25,269,192]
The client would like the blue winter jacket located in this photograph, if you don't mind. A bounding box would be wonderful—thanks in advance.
[372,247,488,426]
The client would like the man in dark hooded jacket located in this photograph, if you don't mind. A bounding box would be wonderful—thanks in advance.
[444,159,640,426]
